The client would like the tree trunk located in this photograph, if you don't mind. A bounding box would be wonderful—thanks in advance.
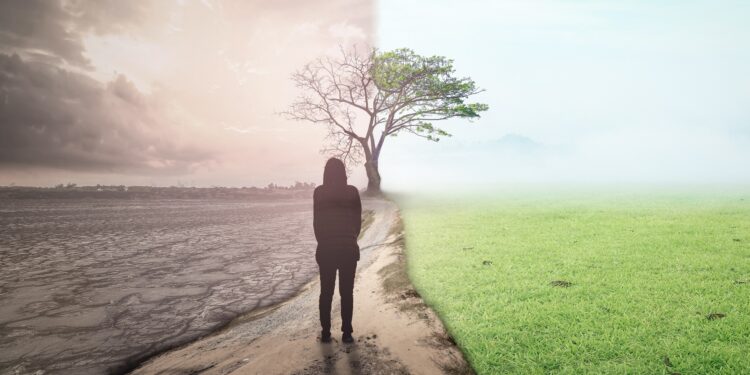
[364,160,381,196]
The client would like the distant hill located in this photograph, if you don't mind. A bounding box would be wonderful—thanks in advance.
[489,133,545,155]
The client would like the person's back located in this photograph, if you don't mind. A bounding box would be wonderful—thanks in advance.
[313,184,361,262]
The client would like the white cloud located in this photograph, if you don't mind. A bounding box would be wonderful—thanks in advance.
[294,22,320,36]
[328,21,366,41]
[223,126,256,134]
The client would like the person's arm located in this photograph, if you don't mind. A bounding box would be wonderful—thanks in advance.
[352,187,362,238]
[313,188,321,242]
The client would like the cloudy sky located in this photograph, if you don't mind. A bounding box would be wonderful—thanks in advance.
[0,0,373,187]
[1,0,749,190]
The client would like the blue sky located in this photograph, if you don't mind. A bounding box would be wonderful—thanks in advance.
[377,0,750,190]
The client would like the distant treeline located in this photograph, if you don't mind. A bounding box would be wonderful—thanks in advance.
[0,182,316,200]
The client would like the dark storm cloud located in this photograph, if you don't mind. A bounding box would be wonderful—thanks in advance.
[0,0,153,69]
[0,53,211,173]
[0,1,211,173]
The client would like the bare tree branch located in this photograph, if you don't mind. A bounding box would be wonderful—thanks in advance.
[284,46,487,192]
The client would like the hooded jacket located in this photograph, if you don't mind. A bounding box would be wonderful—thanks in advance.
[313,182,362,263]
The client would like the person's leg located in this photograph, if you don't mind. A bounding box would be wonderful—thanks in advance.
[318,260,336,339]
[338,259,357,335]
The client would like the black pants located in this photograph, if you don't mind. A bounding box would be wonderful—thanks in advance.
[318,257,357,334]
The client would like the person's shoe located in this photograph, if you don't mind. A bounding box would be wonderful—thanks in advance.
[320,331,332,343]
[342,333,354,344]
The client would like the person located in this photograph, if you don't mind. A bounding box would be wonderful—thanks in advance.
[313,157,362,344]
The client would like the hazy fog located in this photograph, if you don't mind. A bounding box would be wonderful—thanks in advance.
[378,0,750,192]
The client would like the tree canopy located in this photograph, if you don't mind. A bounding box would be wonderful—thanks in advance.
[285,47,488,193]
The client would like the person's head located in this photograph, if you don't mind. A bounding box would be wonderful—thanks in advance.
[323,157,347,186]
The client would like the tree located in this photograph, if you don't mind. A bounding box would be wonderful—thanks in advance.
[285,47,488,195]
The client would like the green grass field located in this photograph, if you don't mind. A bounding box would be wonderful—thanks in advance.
[395,188,750,374]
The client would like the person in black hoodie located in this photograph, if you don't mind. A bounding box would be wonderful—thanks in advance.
[313,157,361,344]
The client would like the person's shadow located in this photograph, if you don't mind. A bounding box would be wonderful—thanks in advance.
[317,341,362,374]
[319,342,337,374]
[343,343,362,373]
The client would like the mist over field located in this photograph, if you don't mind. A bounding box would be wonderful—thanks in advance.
[377,0,750,193]
[379,130,750,193]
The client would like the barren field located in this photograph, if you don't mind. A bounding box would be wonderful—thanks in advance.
[0,198,317,374]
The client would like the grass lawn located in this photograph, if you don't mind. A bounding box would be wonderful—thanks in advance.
[394,188,750,374]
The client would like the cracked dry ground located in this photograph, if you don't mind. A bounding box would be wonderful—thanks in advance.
[0,198,319,375]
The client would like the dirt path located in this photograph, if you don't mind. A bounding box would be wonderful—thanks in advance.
[130,198,472,375]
